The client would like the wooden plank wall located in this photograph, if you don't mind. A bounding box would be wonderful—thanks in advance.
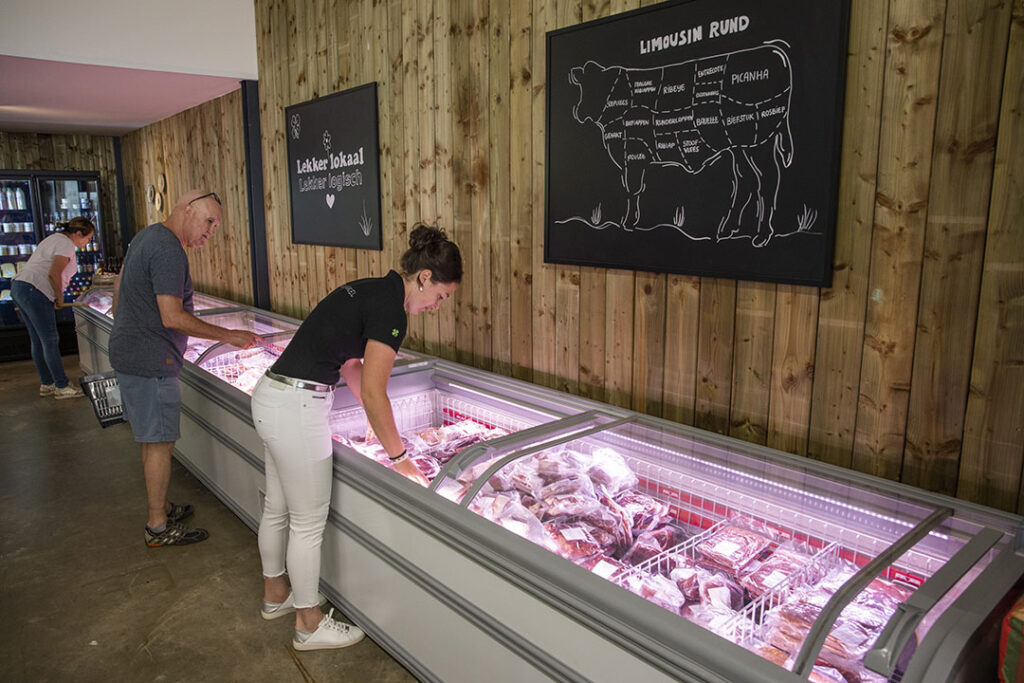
[119,90,254,305]
[0,132,122,257]
[248,0,1024,511]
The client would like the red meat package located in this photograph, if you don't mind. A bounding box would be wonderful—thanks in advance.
[535,448,591,481]
[668,555,707,601]
[738,546,818,598]
[681,604,741,637]
[696,524,773,574]
[699,570,746,611]
[541,492,605,520]
[613,491,672,533]
[538,472,596,501]
[586,447,638,495]
[622,571,687,615]
[544,520,604,561]
[621,526,685,566]
[469,493,554,552]
[577,554,631,583]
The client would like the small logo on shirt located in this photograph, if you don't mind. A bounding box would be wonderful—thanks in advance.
[392,329,399,337]
[342,285,356,297]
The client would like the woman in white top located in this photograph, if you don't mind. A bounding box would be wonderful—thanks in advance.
[11,217,94,398]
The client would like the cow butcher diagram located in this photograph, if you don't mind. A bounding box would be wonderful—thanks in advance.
[565,42,809,247]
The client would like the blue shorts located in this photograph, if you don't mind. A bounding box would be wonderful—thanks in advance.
[116,372,182,443]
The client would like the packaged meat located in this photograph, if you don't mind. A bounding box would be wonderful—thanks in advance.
[748,644,790,668]
[586,447,638,495]
[544,521,604,561]
[469,493,554,551]
[614,491,672,533]
[564,504,633,555]
[504,457,546,496]
[681,604,741,638]
[577,554,631,583]
[699,571,746,611]
[408,453,441,481]
[808,665,847,683]
[535,448,591,481]
[621,526,684,566]
[538,473,596,501]
[738,546,817,598]
[761,582,907,677]
[669,559,705,601]
[597,488,636,553]
[696,524,773,574]
[541,493,604,519]
[622,571,687,615]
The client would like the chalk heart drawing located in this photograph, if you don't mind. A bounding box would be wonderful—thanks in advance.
[325,193,335,208]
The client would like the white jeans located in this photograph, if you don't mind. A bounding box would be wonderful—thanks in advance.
[251,374,335,609]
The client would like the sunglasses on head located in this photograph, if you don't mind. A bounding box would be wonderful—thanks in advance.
[189,192,222,206]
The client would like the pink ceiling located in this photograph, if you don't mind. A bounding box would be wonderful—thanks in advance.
[0,55,244,136]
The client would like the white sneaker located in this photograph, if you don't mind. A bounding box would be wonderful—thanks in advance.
[54,385,85,400]
[261,591,327,620]
[40,384,56,396]
[293,608,365,651]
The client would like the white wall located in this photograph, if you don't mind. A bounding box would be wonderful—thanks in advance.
[0,0,258,79]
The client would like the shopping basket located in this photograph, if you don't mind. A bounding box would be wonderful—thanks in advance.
[79,371,126,428]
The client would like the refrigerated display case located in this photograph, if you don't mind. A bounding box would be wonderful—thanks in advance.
[73,285,245,375]
[72,295,1024,683]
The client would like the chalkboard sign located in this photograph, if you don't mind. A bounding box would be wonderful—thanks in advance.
[545,0,850,286]
[285,82,382,250]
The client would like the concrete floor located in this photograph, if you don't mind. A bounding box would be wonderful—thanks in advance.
[0,357,416,682]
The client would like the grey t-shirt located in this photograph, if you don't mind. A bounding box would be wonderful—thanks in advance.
[109,223,194,377]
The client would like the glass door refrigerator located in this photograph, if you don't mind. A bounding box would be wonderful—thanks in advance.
[34,171,105,322]
[0,172,41,356]
[0,169,104,360]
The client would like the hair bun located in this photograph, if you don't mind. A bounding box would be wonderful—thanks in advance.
[408,223,447,250]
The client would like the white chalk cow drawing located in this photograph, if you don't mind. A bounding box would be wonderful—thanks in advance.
[569,42,794,246]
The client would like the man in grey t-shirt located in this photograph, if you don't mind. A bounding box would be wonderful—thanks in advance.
[111,190,260,548]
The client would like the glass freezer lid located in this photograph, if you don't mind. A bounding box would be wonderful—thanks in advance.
[446,413,1015,682]
[195,334,292,395]
[329,373,578,486]
[192,292,237,311]
[78,285,114,316]
[184,310,295,362]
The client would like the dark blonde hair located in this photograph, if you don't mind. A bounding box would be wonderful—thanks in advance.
[400,223,462,284]
[59,216,95,238]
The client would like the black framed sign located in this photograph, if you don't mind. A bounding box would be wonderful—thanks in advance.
[545,0,850,286]
[285,82,382,250]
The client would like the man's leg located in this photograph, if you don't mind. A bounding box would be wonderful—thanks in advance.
[142,441,175,529]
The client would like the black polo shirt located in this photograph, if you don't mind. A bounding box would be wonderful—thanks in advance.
[271,270,407,385]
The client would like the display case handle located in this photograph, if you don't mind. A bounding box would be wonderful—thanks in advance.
[863,526,1003,676]
[458,415,637,508]
[427,410,610,493]
[791,506,954,678]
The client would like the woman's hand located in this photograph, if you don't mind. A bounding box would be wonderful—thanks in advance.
[394,458,429,487]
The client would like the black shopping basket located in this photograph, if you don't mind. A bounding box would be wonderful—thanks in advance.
[80,371,126,428]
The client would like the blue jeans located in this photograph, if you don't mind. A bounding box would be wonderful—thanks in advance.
[11,280,69,388]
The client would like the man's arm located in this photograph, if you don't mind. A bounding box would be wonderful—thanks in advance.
[156,294,260,348]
